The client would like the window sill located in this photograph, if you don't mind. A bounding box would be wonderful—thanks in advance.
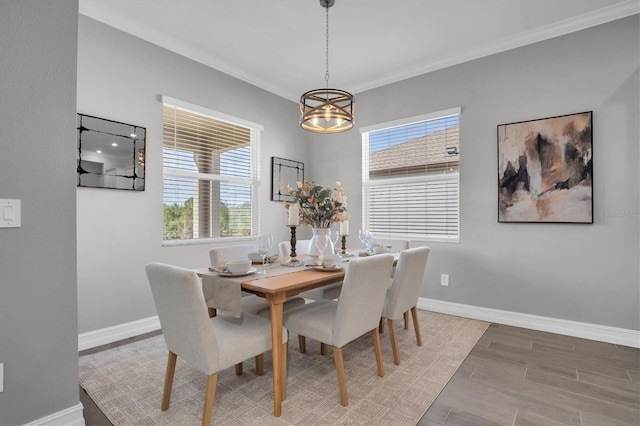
[162,235,256,247]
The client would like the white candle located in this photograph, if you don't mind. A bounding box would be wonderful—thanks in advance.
[340,220,349,235]
[288,204,300,226]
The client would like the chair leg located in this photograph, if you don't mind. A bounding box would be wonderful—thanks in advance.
[161,351,177,411]
[298,335,306,353]
[404,311,410,330]
[411,306,422,346]
[202,373,218,426]
[378,317,385,333]
[235,362,243,376]
[320,342,327,355]
[255,354,264,376]
[388,318,400,365]
[372,328,385,376]
[333,346,348,406]
[281,342,288,400]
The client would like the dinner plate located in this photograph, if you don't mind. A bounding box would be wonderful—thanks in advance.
[313,266,344,272]
[210,267,258,277]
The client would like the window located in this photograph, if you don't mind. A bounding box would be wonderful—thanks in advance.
[162,96,262,243]
[362,107,460,242]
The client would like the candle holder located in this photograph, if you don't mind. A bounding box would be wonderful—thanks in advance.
[281,225,301,267]
[340,234,349,255]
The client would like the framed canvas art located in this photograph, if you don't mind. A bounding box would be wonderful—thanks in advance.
[497,111,593,223]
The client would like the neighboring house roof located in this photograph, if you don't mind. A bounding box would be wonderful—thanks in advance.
[370,125,460,176]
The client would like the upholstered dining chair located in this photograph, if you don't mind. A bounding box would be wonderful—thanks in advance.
[283,254,395,406]
[145,262,287,426]
[209,244,305,375]
[279,239,343,301]
[380,246,430,365]
[372,237,410,252]
[209,245,305,318]
[278,239,312,258]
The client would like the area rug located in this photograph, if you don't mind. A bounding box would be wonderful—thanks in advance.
[79,311,489,425]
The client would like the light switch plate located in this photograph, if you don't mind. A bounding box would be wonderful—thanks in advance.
[0,199,21,228]
[440,273,449,286]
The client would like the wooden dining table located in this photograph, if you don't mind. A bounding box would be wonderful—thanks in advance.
[199,251,399,417]
[241,265,346,416]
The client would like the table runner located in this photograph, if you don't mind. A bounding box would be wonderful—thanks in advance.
[200,260,317,317]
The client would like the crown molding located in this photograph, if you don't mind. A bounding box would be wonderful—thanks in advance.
[80,0,639,102]
[350,0,640,95]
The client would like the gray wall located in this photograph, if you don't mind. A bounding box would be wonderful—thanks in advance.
[76,14,639,339]
[308,16,640,330]
[0,1,80,424]
[77,16,310,333]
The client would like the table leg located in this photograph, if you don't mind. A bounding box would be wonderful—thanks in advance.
[267,294,285,417]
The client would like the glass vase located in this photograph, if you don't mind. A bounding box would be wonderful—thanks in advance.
[308,227,335,259]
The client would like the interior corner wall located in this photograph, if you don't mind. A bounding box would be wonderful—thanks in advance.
[0,1,80,424]
[308,15,640,330]
[76,16,306,334]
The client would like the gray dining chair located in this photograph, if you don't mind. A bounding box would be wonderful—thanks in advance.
[278,239,312,258]
[279,239,343,301]
[209,244,305,375]
[145,262,288,426]
[380,246,430,365]
[372,237,410,252]
[371,238,410,331]
[283,254,395,406]
[209,245,305,317]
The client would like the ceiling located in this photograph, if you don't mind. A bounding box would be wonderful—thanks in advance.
[79,0,638,102]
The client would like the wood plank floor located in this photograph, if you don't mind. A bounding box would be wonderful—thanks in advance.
[80,323,639,426]
[419,323,640,426]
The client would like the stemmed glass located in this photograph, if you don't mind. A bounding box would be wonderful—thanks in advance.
[365,231,374,252]
[257,234,273,275]
[315,231,329,262]
[330,228,341,253]
[359,229,368,251]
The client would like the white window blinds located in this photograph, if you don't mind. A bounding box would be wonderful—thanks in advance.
[362,108,460,241]
[162,97,261,242]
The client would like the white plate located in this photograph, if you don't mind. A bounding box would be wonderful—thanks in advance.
[313,266,344,272]
[216,267,258,277]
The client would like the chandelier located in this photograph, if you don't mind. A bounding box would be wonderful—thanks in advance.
[299,0,354,134]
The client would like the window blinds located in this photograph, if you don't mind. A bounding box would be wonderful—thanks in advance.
[162,101,258,241]
[363,110,460,240]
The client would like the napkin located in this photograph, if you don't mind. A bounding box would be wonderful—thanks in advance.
[202,274,242,318]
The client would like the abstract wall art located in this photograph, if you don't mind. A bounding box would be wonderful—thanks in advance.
[497,111,593,223]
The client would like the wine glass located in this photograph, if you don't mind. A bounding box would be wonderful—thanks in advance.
[330,228,341,252]
[257,234,273,275]
[315,231,329,262]
[358,229,368,250]
[365,231,374,252]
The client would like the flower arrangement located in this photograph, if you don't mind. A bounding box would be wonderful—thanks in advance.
[284,181,348,228]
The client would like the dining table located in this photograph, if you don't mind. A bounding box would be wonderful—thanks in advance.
[197,251,399,417]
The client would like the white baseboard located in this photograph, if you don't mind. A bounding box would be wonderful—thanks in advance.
[79,301,639,351]
[78,316,161,351]
[23,403,85,426]
[417,297,640,348]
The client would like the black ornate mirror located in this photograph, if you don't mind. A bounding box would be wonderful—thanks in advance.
[77,114,146,190]
[271,156,304,202]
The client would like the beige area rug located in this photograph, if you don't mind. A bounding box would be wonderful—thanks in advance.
[79,311,489,425]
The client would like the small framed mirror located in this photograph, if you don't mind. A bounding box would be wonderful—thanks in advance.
[77,114,146,190]
[271,156,304,202]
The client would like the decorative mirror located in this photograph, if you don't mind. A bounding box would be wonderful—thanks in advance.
[77,114,146,190]
[271,156,304,202]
